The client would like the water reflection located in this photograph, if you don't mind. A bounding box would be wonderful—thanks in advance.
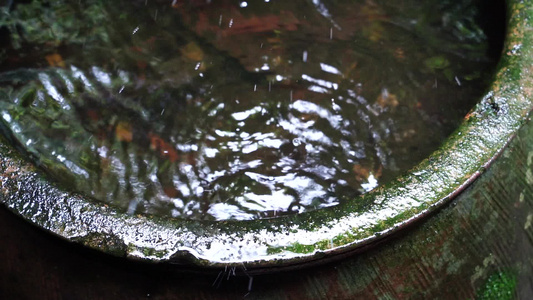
[0,0,496,220]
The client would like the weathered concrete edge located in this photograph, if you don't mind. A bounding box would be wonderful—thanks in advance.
[0,0,531,269]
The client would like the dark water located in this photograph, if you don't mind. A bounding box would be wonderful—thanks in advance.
[0,0,500,220]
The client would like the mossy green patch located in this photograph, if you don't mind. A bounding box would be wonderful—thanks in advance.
[73,232,127,257]
[476,272,517,300]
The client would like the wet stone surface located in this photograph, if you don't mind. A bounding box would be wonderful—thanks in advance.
[0,0,499,220]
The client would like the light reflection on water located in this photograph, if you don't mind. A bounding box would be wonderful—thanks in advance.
[0,0,496,220]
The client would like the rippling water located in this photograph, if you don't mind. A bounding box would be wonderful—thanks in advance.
[0,0,498,220]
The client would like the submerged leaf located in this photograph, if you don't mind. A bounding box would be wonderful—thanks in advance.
[45,53,66,68]
[115,121,133,142]
[180,42,204,61]
[424,56,450,70]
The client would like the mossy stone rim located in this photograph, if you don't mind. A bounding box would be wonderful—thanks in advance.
[0,0,532,270]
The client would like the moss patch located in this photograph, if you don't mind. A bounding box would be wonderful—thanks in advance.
[476,271,517,300]
[73,232,127,257]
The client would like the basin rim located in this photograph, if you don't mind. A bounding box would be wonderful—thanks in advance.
[0,0,532,270]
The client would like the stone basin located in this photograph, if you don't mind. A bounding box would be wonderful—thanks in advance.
[0,0,532,274]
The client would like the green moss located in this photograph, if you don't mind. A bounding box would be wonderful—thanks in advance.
[140,247,167,258]
[73,232,127,257]
[266,246,284,255]
[476,272,517,300]
[265,206,425,256]
[285,242,316,254]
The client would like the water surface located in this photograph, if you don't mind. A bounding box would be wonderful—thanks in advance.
[0,0,499,220]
